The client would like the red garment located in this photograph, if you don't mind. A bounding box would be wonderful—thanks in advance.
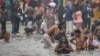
[25,0,30,5]
[0,0,5,7]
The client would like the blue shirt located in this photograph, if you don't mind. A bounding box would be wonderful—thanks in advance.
[65,6,74,21]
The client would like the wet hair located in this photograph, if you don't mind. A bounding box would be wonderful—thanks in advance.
[59,34,69,45]
[58,22,64,30]
[55,32,66,40]
[74,29,81,34]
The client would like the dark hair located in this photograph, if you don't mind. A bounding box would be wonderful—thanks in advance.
[55,32,66,40]
[74,29,81,34]
[1,5,5,10]
[86,0,89,4]
[58,22,64,29]
[59,34,69,45]
[1,28,6,30]
[74,4,82,12]
[81,24,86,29]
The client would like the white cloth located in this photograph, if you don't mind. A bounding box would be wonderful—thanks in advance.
[20,16,23,21]
[87,39,99,46]
[17,13,20,16]
[41,21,47,32]
[43,33,51,48]
[27,21,33,29]
[33,22,37,28]
[66,21,74,33]
[49,2,56,7]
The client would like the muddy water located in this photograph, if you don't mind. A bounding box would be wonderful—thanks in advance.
[0,34,100,56]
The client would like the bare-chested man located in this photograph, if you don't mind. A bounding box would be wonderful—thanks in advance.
[70,29,87,51]
[42,23,64,48]
[34,4,45,33]
[79,25,88,35]
[0,28,10,43]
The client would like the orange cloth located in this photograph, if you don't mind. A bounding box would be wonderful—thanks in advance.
[93,7,100,21]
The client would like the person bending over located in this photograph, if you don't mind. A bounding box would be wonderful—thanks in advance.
[42,23,64,48]
[0,28,10,43]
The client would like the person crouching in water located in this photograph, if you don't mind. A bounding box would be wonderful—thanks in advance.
[40,19,47,34]
[86,33,99,51]
[70,29,87,51]
[42,23,64,48]
[24,19,34,35]
[55,35,73,54]
[0,28,10,43]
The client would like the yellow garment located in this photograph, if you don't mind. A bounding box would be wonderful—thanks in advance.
[93,7,100,21]
[63,0,67,7]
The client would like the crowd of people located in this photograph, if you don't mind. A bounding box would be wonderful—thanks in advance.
[0,0,100,54]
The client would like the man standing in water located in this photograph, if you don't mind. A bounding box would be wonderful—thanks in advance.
[42,23,64,48]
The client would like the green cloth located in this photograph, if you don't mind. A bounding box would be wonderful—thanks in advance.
[5,0,11,7]
[5,0,11,16]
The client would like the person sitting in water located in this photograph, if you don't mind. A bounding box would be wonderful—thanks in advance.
[55,35,73,54]
[70,29,87,51]
[24,19,34,35]
[40,19,47,34]
[55,25,66,41]
[86,33,99,51]
[0,28,10,43]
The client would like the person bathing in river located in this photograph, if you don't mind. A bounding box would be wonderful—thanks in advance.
[55,34,73,54]
[42,23,64,48]
[86,33,99,51]
[70,29,87,51]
